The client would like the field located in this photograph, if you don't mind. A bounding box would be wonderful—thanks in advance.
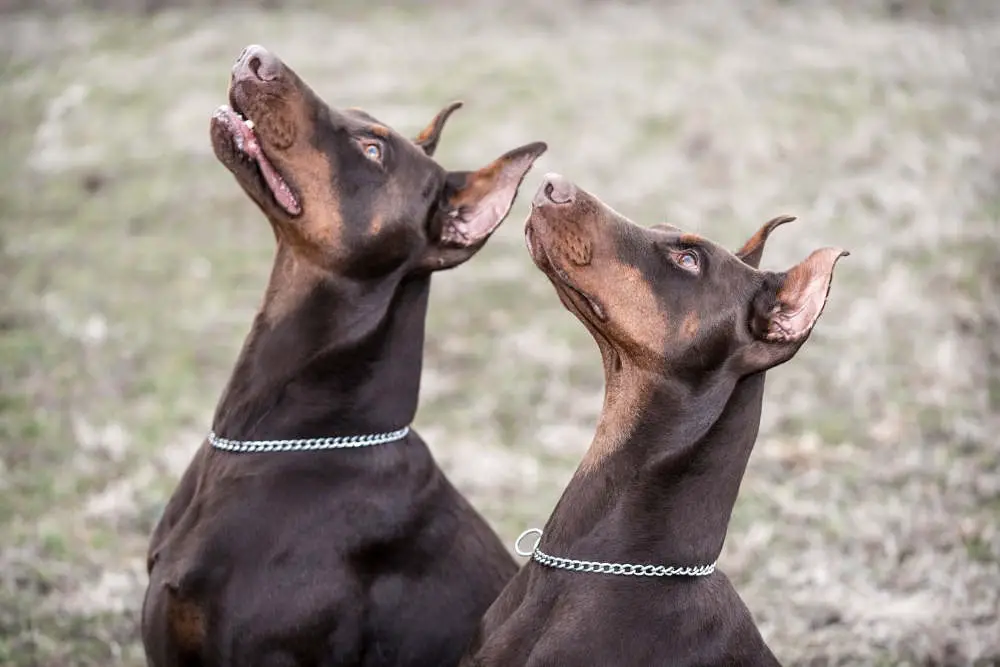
[1,1,998,665]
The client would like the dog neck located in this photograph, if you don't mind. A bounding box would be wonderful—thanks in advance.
[540,361,765,569]
[210,242,429,440]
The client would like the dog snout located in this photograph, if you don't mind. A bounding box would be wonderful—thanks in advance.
[534,173,576,207]
[233,45,280,83]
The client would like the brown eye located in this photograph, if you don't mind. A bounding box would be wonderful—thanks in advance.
[361,141,382,162]
[674,250,700,272]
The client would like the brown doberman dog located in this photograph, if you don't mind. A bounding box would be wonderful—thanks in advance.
[461,174,847,666]
[141,45,546,667]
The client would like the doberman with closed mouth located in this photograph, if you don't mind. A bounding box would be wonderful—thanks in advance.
[461,174,847,666]
[141,45,546,667]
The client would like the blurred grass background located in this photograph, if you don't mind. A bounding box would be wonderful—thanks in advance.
[1,0,998,665]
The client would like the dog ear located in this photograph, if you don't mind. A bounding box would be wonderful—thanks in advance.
[420,141,547,271]
[737,246,849,372]
[734,215,796,268]
[413,101,463,157]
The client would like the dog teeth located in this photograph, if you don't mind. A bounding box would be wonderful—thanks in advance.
[244,118,255,130]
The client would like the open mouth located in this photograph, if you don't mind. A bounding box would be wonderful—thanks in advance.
[210,104,301,216]
[525,218,607,322]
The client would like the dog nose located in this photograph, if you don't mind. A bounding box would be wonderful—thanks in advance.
[233,44,280,82]
[534,173,576,207]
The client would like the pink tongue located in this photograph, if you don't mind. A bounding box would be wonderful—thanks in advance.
[240,134,302,215]
[243,134,300,215]
[222,107,301,216]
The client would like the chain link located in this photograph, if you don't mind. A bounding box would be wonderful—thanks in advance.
[514,528,716,578]
[208,426,410,453]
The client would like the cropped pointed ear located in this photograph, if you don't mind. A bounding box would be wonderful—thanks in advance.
[420,141,547,271]
[413,101,463,157]
[735,215,796,268]
[737,247,849,372]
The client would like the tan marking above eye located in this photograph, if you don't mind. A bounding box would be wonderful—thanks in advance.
[168,596,206,651]
[370,124,390,138]
[681,311,700,339]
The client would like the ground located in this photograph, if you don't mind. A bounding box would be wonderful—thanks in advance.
[1,1,998,665]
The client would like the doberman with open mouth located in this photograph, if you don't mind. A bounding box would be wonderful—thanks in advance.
[141,45,546,667]
[460,174,847,666]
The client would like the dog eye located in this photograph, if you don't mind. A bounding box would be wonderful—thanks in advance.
[673,250,700,272]
[361,141,382,163]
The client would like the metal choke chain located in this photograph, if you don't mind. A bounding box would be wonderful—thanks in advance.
[514,528,716,578]
[208,426,411,453]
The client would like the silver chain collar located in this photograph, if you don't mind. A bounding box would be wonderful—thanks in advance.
[514,528,717,578]
[208,426,411,453]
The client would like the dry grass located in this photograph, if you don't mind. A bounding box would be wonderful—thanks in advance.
[1,1,998,665]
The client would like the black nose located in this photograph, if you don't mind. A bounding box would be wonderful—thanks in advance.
[534,173,575,207]
[233,44,279,82]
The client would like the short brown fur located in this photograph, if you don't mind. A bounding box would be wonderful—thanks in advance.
[166,595,205,652]
[143,45,547,667]
[462,174,847,667]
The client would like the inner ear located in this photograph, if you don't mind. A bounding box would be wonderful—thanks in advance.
[736,246,848,374]
[735,215,796,268]
[413,101,463,157]
[748,273,785,340]
[755,246,849,344]
[420,141,547,273]
[442,141,547,246]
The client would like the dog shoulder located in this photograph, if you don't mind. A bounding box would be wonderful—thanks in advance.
[147,441,212,572]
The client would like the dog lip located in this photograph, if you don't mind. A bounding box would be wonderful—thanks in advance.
[211,104,302,217]
[210,108,252,171]
[553,268,607,322]
[525,214,607,323]
[524,219,540,263]
[227,86,246,118]
[524,215,555,274]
